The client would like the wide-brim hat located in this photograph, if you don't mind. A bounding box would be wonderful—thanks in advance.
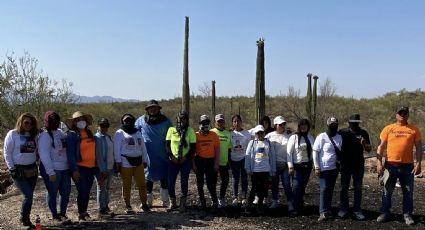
[145,99,162,110]
[66,111,93,128]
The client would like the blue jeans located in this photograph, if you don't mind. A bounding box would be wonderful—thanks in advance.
[96,169,113,210]
[230,159,248,198]
[13,175,37,222]
[168,158,192,198]
[292,162,312,209]
[75,166,97,214]
[272,163,293,208]
[40,164,71,216]
[380,164,414,215]
[319,169,339,214]
[340,167,364,212]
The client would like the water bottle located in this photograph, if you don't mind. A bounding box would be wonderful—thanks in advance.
[35,214,42,230]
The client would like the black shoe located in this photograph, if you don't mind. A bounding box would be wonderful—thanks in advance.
[22,220,35,229]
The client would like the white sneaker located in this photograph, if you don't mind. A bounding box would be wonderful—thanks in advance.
[241,199,248,208]
[269,200,279,209]
[353,211,365,220]
[218,199,227,208]
[147,193,153,207]
[253,196,259,205]
[232,197,239,206]
[396,181,401,188]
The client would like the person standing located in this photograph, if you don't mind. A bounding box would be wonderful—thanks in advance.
[114,114,151,214]
[66,111,97,221]
[3,113,39,228]
[338,114,371,220]
[376,107,422,225]
[166,111,196,212]
[211,114,232,208]
[230,114,251,206]
[245,125,276,213]
[38,111,71,223]
[287,118,315,215]
[193,115,220,210]
[135,100,172,208]
[94,118,114,216]
[313,117,342,221]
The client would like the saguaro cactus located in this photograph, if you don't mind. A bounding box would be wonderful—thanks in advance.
[312,75,319,131]
[182,16,190,114]
[211,80,216,117]
[255,38,266,124]
[306,73,313,122]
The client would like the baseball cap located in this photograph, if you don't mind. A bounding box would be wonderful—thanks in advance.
[273,116,286,125]
[98,118,110,126]
[215,114,225,122]
[326,117,338,125]
[396,106,409,114]
[199,114,210,124]
[253,125,265,134]
[348,113,362,123]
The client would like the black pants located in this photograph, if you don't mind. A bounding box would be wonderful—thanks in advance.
[146,179,168,193]
[195,156,218,203]
[248,172,270,206]
[219,165,230,199]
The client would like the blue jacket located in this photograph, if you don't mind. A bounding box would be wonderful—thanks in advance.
[66,130,81,172]
[245,138,276,176]
[94,132,112,173]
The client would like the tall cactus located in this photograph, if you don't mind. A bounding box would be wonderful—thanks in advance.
[306,73,313,123]
[312,75,319,132]
[211,80,216,117]
[255,38,266,124]
[182,16,190,113]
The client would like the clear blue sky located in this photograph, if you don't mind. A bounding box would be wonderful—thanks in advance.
[1,0,424,100]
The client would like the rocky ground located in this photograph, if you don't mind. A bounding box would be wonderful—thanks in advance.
[1,157,425,230]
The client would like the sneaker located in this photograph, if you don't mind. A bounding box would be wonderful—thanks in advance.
[253,196,259,205]
[241,199,248,208]
[404,214,414,225]
[22,220,35,229]
[147,193,153,207]
[376,213,389,223]
[395,181,401,188]
[232,197,239,206]
[338,209,348,218]
[353,211,365,220]
[52,214,62,222]
[59,214,72,224]
[318,213,328,222]
[140,203,151,213]
[125,205,135,214]
[269,200,279,209]
[218,199,227,208]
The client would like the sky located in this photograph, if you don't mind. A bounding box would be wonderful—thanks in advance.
[1,0,425,101]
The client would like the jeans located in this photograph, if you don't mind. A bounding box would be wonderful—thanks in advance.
[146,178,168,193]
[248,172,269,206]
[195,156,218,203]
[230,159,248,198]
[292,162,312,209]
[75,166,97,214]
[340,167,364,212]
[121,165,147,205]
[13,175,37,222]
[168,158,192,198]
[271,163,293,208]
[319,169,339,214]
[380,164,414,215]
[219,165,230,199]
[40,163,71,216]
[96,169,113,210]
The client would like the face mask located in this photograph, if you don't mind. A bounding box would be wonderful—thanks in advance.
[76,121,87,129]
[200,124,210,135]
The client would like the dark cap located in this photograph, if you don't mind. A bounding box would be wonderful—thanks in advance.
[396,106,409,114]
[145,99,162,110]
[348,113,362,123]
[98,118,110,126]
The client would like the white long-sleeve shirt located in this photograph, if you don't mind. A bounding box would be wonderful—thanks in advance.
[3,129,37,170]
[312,132,342,171]
[113,129,149,168]
[38,129,69,176]
[287,134,315,168]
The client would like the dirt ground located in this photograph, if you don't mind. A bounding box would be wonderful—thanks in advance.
[1,158,425,230]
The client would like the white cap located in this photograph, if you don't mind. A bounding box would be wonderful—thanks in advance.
[253,125,265,134]
[273,116,286,125]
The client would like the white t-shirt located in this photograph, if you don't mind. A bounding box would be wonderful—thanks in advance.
[114,129,149,168]
[287,134,315,168]
[265,131,290,163]
[38,129,69,176]
[253,140,271,172]
[312,132,342,171]
[231,129,251,161]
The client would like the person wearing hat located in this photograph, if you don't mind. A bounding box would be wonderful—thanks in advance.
[229,114,251,207]
[135,99,172,208]
[245,125,276,214]
[265,116,294,214]
[38,111,72,224]
[287,118,315,215]
[66,111,97,221]
[337,113,371,220]
[376,106,422,225]
[165,111,196,212]
[193,114,220,210]
[114,113,151,214]
[94,118,114,216]
[313,116,342,221]
[211,114,232,208]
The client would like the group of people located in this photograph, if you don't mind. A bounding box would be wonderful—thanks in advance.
[3,100,422,228]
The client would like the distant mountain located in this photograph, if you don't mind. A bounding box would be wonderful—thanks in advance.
[73,94,140,103]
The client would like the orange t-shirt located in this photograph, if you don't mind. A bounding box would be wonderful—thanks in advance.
[195,131,220,158]
[77,130,96,168]
[380,123,421,164]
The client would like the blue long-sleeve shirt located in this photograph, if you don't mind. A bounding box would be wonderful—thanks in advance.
[245,138,276,176]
